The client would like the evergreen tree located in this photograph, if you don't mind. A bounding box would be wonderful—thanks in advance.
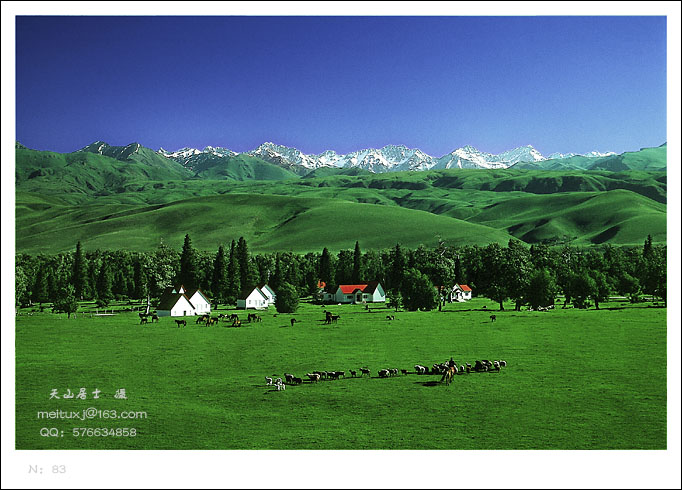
[319,247,333,285]
[72,241,86,300]
[212,245,228,304]
[226,240,241,300]
[95,260,113,307]
[236,237,253,289]
[390,243,406,290]
[178,234,199,288]
[335,249,353,285]
[352,241,363,283]
[133,257,146,300]
[454,256,464,285]
[271,253,282,290]
[642,234,654,261]
[32,264,49,305]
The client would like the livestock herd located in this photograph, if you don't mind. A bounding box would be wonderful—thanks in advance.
[265,358,508,390]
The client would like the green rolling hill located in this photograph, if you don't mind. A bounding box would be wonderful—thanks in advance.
[15,193,515,254]
[14,142,668,253]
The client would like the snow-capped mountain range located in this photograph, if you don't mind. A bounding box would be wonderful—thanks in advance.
[157,142,616,173]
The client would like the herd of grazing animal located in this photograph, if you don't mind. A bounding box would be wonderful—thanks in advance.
[138,311,273,328]
[266,359,507,390]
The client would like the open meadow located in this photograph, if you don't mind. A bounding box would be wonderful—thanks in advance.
[15,298,666,450]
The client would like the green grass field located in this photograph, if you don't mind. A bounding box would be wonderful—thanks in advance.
[15,298,666,449]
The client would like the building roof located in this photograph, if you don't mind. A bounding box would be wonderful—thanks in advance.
[237,287,268,301]
[186,288,210,303]
[157,292,194,311]
[458,284,472,292]
[337,282,381,294]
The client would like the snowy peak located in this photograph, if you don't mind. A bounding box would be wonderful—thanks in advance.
[156,142,619,174]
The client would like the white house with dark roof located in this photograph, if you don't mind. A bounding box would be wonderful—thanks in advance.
[257,283,276,306]
[237,287,270,309]
[156,285,211,317]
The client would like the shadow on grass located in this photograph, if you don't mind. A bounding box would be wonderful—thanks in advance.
[416,380,443,387]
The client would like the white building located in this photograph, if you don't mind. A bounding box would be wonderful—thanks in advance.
[323,281,386,304]
[451,284,472,301]
[156,285,211,317]
[257,283,276,306]
[237,287,270,309]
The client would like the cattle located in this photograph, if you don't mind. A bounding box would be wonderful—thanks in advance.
[490,315,497,322]
[265,376,273,385]
[174,319,186,328]
[150,314,159,323]
[330,314,340,323]
[291,377,303,385]
[139,316,148,325]
[284,373,294,384]
[360,368,371,377]
[196,315,209,324]
[306,373,320,382]
[378,369,390,378]
[290,318,298,327]
[499,360,507,367]
[349,370,357,377]
[493,361,501,371]
[328,371,340,380]
[414,364,427,375]
[335,370,345,378]
[400,369,408,375]
[228,314,239,322]
[231,319,242,328]
[389,368,398,376]
[460,365,465,374]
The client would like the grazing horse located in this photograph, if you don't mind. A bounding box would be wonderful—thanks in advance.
[174,319,187,328]
[442,366,455,385]
[490,314,497,322]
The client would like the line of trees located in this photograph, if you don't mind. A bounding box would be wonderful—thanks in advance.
[15,235,667,313]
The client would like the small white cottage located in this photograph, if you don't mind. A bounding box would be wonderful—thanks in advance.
[237,287,270,309]
[451,284,472,301]
[156,285,211,317]
[186,288,211,315]
[257,283,276,306]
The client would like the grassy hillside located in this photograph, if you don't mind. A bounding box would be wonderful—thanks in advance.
[468,189,667,245]
[16,193,515,254]
[15,146,191,200]
[192,154,299,181]
[513,143,667,172]
[14,144,667,253]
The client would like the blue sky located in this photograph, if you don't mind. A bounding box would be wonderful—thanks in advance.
[15,16,667,156]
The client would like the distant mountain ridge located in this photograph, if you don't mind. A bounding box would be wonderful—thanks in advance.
[156,141,632,174]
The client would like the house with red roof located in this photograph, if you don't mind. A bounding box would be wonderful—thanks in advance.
[323,281,386,304]
[452,284,472,301]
